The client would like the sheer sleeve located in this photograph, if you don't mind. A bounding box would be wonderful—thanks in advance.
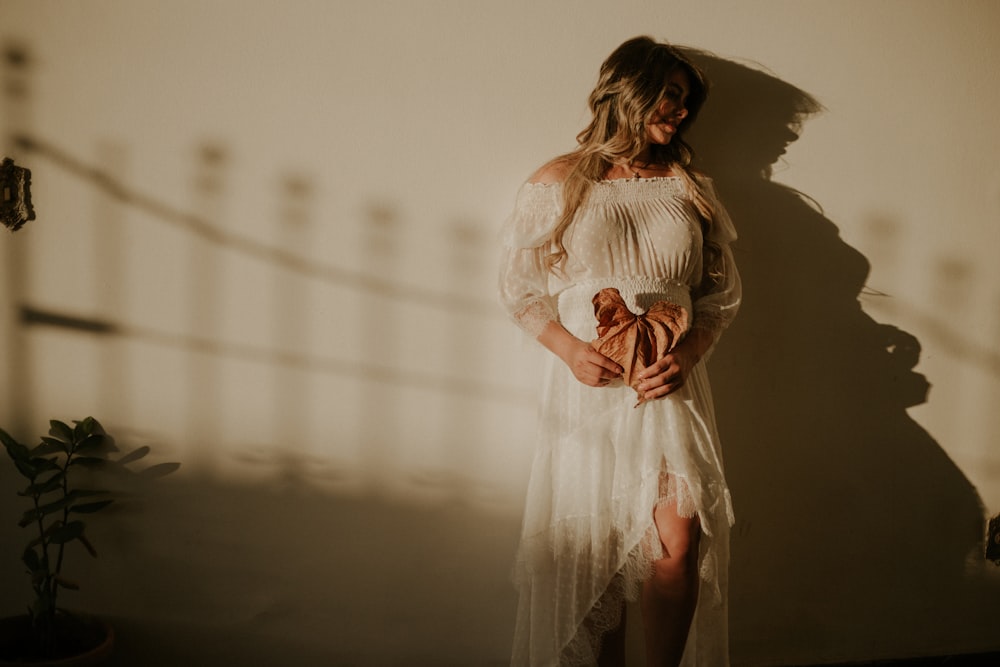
[497,183,562,338]
[691,178,741,340]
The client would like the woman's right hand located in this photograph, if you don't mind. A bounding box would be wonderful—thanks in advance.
[564,339,624,386]
[537,321,623,387]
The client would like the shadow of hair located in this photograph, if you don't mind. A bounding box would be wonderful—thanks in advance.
[677,48,993,663]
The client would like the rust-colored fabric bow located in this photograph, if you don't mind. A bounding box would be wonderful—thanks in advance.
[590,287,689,404]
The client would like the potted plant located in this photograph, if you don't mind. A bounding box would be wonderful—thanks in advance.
[0,417,177,666]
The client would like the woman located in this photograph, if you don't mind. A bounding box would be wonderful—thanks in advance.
[498,37,741,666]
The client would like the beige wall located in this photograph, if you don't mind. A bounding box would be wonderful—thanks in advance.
[1,1,998,664]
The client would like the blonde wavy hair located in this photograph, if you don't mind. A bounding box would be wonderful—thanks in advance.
[544,36,720,290]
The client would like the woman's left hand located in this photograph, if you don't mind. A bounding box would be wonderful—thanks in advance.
[635,328,713,401]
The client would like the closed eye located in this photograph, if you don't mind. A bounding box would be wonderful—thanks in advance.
[665,85,688,105]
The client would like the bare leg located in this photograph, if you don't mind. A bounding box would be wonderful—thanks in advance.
[641,500,701,667]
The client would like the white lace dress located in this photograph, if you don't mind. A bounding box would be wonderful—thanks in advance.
[498,176,741,666]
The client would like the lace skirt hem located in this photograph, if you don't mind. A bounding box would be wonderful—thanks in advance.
[511,280,733,666]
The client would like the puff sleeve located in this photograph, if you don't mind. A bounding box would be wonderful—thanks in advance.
[691,178,742,339]
[497,183,562,338]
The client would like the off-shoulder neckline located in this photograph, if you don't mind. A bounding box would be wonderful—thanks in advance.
[524,175,686,188]
[597,175,686,184]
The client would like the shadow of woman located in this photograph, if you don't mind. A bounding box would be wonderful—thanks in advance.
[679,50,991,663]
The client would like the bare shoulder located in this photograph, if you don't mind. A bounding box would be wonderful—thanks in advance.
[527,156,577,184]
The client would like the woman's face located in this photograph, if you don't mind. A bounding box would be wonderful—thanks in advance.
[645,68,691,147]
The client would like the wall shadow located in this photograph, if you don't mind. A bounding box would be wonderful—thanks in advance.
[1,38,524,665]
[0,463,518,666]
[679,50,998,662]
[1,164,519,663]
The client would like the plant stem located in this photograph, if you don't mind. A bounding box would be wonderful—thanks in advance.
[29,486,50,584]
[29,484,53,653]
[50,440,76,616]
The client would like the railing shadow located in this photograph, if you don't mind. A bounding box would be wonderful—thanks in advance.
[0,38,524,666]
[679,49,996,662]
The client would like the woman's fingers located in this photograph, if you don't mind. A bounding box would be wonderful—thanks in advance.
[635,354,685,399]
[590,349,624,378]
[636,355,673,381]
[574,347,623,386]
[639,374,685,400]
[582,367,615,386]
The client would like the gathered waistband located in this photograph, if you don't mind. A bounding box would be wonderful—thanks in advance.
[557,277,692,340]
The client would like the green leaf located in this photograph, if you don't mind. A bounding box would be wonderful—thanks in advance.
[48,521,85,545]
[76,432,114,455]
[1,427,26,453]
[29,456,61,471]
[70,499,114,514]
[55,575,80,590]
[37,465,64,480]
[12,456,39,480]
[74,417,116,450]
[22,547,41,573]
[35,494,78,517]
[139,461,181,478]
[48,420,74,443]
[74,416,104,439]
[22,462,61,488]
[117,445,150,465]
[35,437,69,456]
[34,489,107,518]
[4,435,32,461]
[17,507,45,527]
[17,469,65,497]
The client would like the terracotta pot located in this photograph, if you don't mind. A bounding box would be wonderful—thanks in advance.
[0,614,114,667]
